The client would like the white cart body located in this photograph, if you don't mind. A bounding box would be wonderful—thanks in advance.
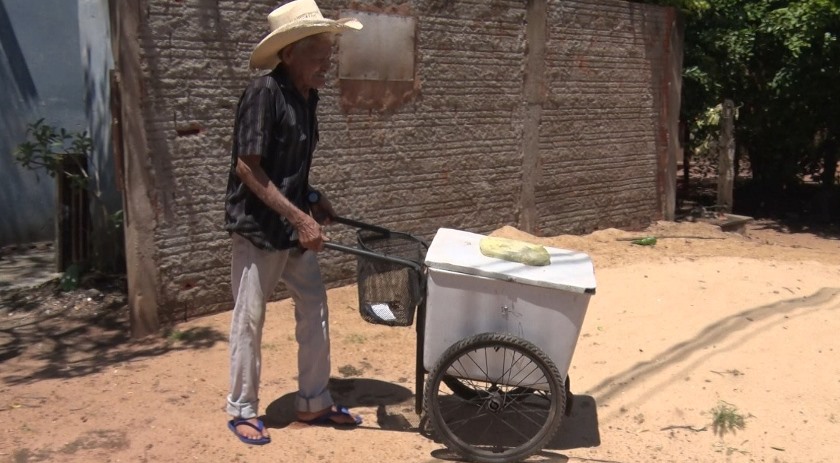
[423,228,596,387]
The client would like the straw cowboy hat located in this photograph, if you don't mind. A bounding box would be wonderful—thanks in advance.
[250,0,363,70]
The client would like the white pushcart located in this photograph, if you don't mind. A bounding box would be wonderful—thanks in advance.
[327,220,596,463]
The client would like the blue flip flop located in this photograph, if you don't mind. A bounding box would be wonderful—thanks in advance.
[300,405,362,427]
[228,418,271,445]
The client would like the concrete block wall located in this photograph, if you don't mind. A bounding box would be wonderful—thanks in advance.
[539,0,675,235]
[319,0,527,236]
[313,0,529,299]
[113,0,680,332]
[126,1,278,324]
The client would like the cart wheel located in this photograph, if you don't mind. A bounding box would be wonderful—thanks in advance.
[424,333,565,463]
[446,370,572,414]
[564,375,573,416]
[441,375,480,400]
[443,376,533,402]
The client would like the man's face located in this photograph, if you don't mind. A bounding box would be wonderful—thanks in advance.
[284,34,335,92]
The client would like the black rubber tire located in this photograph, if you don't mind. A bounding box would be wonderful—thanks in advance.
[564,375,574,416]
[424,333,565,463]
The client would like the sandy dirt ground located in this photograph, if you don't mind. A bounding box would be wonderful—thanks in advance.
[1,219,839,463]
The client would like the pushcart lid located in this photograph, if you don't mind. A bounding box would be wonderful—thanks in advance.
[424,228,596,294]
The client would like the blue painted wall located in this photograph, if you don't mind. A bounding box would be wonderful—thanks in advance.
[79,0,119,268]
[0,0,112,246]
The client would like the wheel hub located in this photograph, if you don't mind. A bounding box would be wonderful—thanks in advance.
[486,390,504,412]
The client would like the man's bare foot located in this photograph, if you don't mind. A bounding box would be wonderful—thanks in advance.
[297,405,362,426]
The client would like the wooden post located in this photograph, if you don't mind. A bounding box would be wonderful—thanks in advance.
[519,0,547,234]
[717,100,735,212]
[56,153,90,271]
[112,0,161,337]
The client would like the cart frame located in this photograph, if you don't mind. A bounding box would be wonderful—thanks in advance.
[325,217,578,463]
[324,216,430,414]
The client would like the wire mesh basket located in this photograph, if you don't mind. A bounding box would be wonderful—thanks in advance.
[355,229,428,327]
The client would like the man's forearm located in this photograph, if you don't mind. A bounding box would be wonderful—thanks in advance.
[235,157,309,227]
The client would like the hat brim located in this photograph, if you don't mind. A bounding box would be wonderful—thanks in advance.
[250,18,362,70]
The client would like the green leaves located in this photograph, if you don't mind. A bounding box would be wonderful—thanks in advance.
[710,401,747,437]
[13,118,92,190]
[59,264,81,292]
[637,0,840,190]
[631,236,658,246]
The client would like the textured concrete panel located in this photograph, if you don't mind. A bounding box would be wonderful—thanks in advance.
[539,0,675,235]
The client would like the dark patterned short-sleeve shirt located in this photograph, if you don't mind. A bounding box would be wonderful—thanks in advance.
[224,66,319,251]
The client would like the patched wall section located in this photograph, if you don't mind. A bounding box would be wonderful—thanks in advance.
[117,0,679,329]
[314,0,529,294]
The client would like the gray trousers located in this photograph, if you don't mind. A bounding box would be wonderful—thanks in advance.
[226,233,334,419]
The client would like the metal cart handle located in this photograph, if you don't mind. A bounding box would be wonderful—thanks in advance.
[322,216,425,273]
[330,216,390,236]
[323,242,422,272]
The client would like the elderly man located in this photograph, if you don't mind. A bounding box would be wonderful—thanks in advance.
[223,0,363,445]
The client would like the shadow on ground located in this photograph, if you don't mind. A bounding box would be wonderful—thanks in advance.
[264,377,415,429]
[263,376,600,463]
[678,176,840,239]
[424,393,600,462]
[587,287,840,410]
[0,301,227,386]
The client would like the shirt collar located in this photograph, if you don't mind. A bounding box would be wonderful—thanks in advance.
[272,65,320,104]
